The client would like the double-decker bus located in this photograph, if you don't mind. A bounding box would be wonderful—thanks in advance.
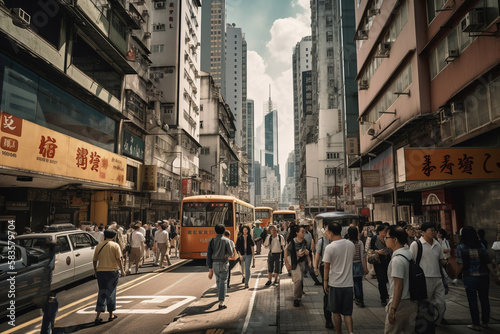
[272,210,297,225]
[255,207,273,227]
[180,195,255,259]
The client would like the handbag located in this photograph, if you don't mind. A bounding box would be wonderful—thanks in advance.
[367,250,381,264]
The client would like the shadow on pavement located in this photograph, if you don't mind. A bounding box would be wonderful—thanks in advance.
[176,301,220,317]
[53,319,109,333]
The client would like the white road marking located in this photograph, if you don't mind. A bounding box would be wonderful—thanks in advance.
[242,271,261,333]
[75,296,196,314]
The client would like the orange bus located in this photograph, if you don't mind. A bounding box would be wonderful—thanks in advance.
[272,210,297,225]
[180,195,255,259]
[255,207,273,227]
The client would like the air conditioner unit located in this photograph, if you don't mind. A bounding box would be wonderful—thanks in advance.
[12,8,31,26]
[378,42,391,56]
[154,1,166,9]
[142,10,149,17]
[358,80,369,90]
[109,193,120,204]
[356,30,369,40]
[461,8,484,33]
[451,102,464,114]
[125,195,135,206]
[368,8,380,16]
[144,31,151,38]
[367,128,375,136]
[445,49,459,62]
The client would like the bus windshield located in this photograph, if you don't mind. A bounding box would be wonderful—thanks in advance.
[273,214,295,222]
[255,211,271,219]
[182,202,233,227]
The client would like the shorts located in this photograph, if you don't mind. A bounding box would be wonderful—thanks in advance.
[327,286,353,315]
[267,253,281,273]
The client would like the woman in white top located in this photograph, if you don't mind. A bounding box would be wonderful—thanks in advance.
[437,228,453,280]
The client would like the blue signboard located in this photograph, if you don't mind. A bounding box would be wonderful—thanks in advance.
[123,131,144,160]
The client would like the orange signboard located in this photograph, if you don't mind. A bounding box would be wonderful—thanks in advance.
[1,112,126,186]
[403,148,500,181]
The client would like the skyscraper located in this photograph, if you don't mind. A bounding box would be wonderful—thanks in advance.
[225,24,247,147]
[200,0,226,98]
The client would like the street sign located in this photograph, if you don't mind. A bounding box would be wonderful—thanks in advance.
[229,162,238,186]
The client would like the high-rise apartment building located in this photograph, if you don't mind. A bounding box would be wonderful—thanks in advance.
[292,36,312,206]
[200,0,226,98]
[354,1,500,234]
[246,99,255,203]
[281,151,296,207]
[225,24,247,147]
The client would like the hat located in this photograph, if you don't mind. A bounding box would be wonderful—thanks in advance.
[255,220,262,224]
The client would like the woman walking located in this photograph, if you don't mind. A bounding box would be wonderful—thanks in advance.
[236,225,255,288]
[456,226,499,331]
[348,226,368,308]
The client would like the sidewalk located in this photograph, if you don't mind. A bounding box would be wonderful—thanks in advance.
[162,254,500,333]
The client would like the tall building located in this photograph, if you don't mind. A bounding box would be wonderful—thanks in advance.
[200,0,226,98]
[292,36,312,207]
[246,99,255,204]
[281,151,296,207]
[354,0,500,238]
[225,24,247,147]
[151,0,202,195]
[261,91,280,207]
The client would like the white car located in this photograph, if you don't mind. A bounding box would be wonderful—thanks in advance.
[16,224,99,290]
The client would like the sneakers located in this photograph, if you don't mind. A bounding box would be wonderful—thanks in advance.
[218,304,227,310]
[245,284,249,289]
[293,299,300,307]
[265,280,272,286]
[325,322,334,329]
[355,299,365,308]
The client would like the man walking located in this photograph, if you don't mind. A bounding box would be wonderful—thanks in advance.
[323,222,355,334]
[369,224,392,306]
[93,229,125,323]
[284,225,311,307]
[314,225,334,329]
[253,221,263,255]
[207,224,234,309]
[154,223,171,268]
[128,224,145,274]
[384,225,418,333]
[264,225,285,286]
[410,222,446,331]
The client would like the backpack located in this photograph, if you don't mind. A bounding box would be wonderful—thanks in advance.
[395,242,427,301]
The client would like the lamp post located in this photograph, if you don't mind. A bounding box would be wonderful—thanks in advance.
[305,175,320,211]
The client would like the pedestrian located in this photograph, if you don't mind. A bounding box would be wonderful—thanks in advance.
[253,221,264,255]
[264,225,285,286]
[154,223,171,268]
[224,230,239,288]
[323,222,355,334]
[207,224,233,309]
[128,224,145,274]
[437,228,453,280]
[92,229,125,324]
[92,225,105,243]
[456,226,500,331]
[303,222,322,285]
[236,225,255,288]
[40,241,57,334]
[284,225,312,307]
[314,225,333,329]
[492,233,500,275]
[409,222,447,330]
[384,225,418,334]
[23,227,32,235]
[144,223,154,259]
[477,229,487,249]
[364,224,376,279]
[348,226,368,308]
[404,225,416,247]
[108,222,125,253]
[368,224,392,306]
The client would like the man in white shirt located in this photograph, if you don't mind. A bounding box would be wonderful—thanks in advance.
[264,225,285,286]
[154,223,170,268]
[384,225,418,334]
[410,222,447,326]
[92,225,105,243]
[128,224,145,274]
[323,222,355,334]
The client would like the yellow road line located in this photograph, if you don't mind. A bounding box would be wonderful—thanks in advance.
[4,260,190,334]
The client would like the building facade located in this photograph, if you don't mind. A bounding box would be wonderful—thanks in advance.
[354,0,500,243]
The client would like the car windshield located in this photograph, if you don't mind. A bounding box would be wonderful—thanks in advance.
[17,237,51,249]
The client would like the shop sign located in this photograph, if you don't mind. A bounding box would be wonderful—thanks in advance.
[0,112,126,186]
[6,201,29,211]
[123,131,144,160]
[141,165,157,192]
[346,137,359,155]
[362,170,380,187]
[402,147,500,181]
[168,2,175,29]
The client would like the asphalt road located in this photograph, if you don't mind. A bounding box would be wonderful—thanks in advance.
[0,259,212,334]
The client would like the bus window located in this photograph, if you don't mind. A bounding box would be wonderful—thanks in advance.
[182,202,233,227]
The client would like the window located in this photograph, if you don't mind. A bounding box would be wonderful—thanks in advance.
[326,152,339,159]
[127,165,138,183]
[200,121,203,128]
[153,23,166,31]
[327,48,334,57]
[201,147,210,154]
[151,44,165,53]
[56,236,71,253]
[326,31,333,42]
[69,233,93,250]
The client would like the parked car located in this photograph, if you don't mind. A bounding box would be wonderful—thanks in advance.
[16,224,99,290]
[0,241,51,318]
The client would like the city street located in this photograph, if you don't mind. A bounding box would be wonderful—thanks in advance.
[2,253,500,333]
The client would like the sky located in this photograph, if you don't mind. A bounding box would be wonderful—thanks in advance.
[226,0,311,190]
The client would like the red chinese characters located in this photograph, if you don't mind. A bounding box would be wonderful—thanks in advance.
[39,136,58,158]
[76,147,89,170]
[90,151,101,172]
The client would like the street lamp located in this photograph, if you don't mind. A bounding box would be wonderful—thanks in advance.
[304,175,320,210]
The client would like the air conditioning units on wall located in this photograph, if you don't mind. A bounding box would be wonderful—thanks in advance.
[461,8,484,33]
[378,42,391,56]
[12,8,31,26]
[358,80,369,90]
[356,30,369,40]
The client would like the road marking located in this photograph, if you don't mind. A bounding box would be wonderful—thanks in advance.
[242,271,261,333]
[76,296,196,314]
[3,259,190,333]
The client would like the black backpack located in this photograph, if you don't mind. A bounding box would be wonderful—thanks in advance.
[395,241,427,301]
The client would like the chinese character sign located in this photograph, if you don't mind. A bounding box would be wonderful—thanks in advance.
[403,148,500,181]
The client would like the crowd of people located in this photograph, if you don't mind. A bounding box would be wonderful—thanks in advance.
[205,219,500,334]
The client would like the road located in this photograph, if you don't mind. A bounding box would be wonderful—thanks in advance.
[0,259,213,334]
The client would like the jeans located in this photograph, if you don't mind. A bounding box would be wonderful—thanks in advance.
[95,271,119,312]
[41,295,58,334]
[213,261,229,302]
[464,275,490,326]
[374,262,389,302]
[242,254,252,285]
[319,263,333,324]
